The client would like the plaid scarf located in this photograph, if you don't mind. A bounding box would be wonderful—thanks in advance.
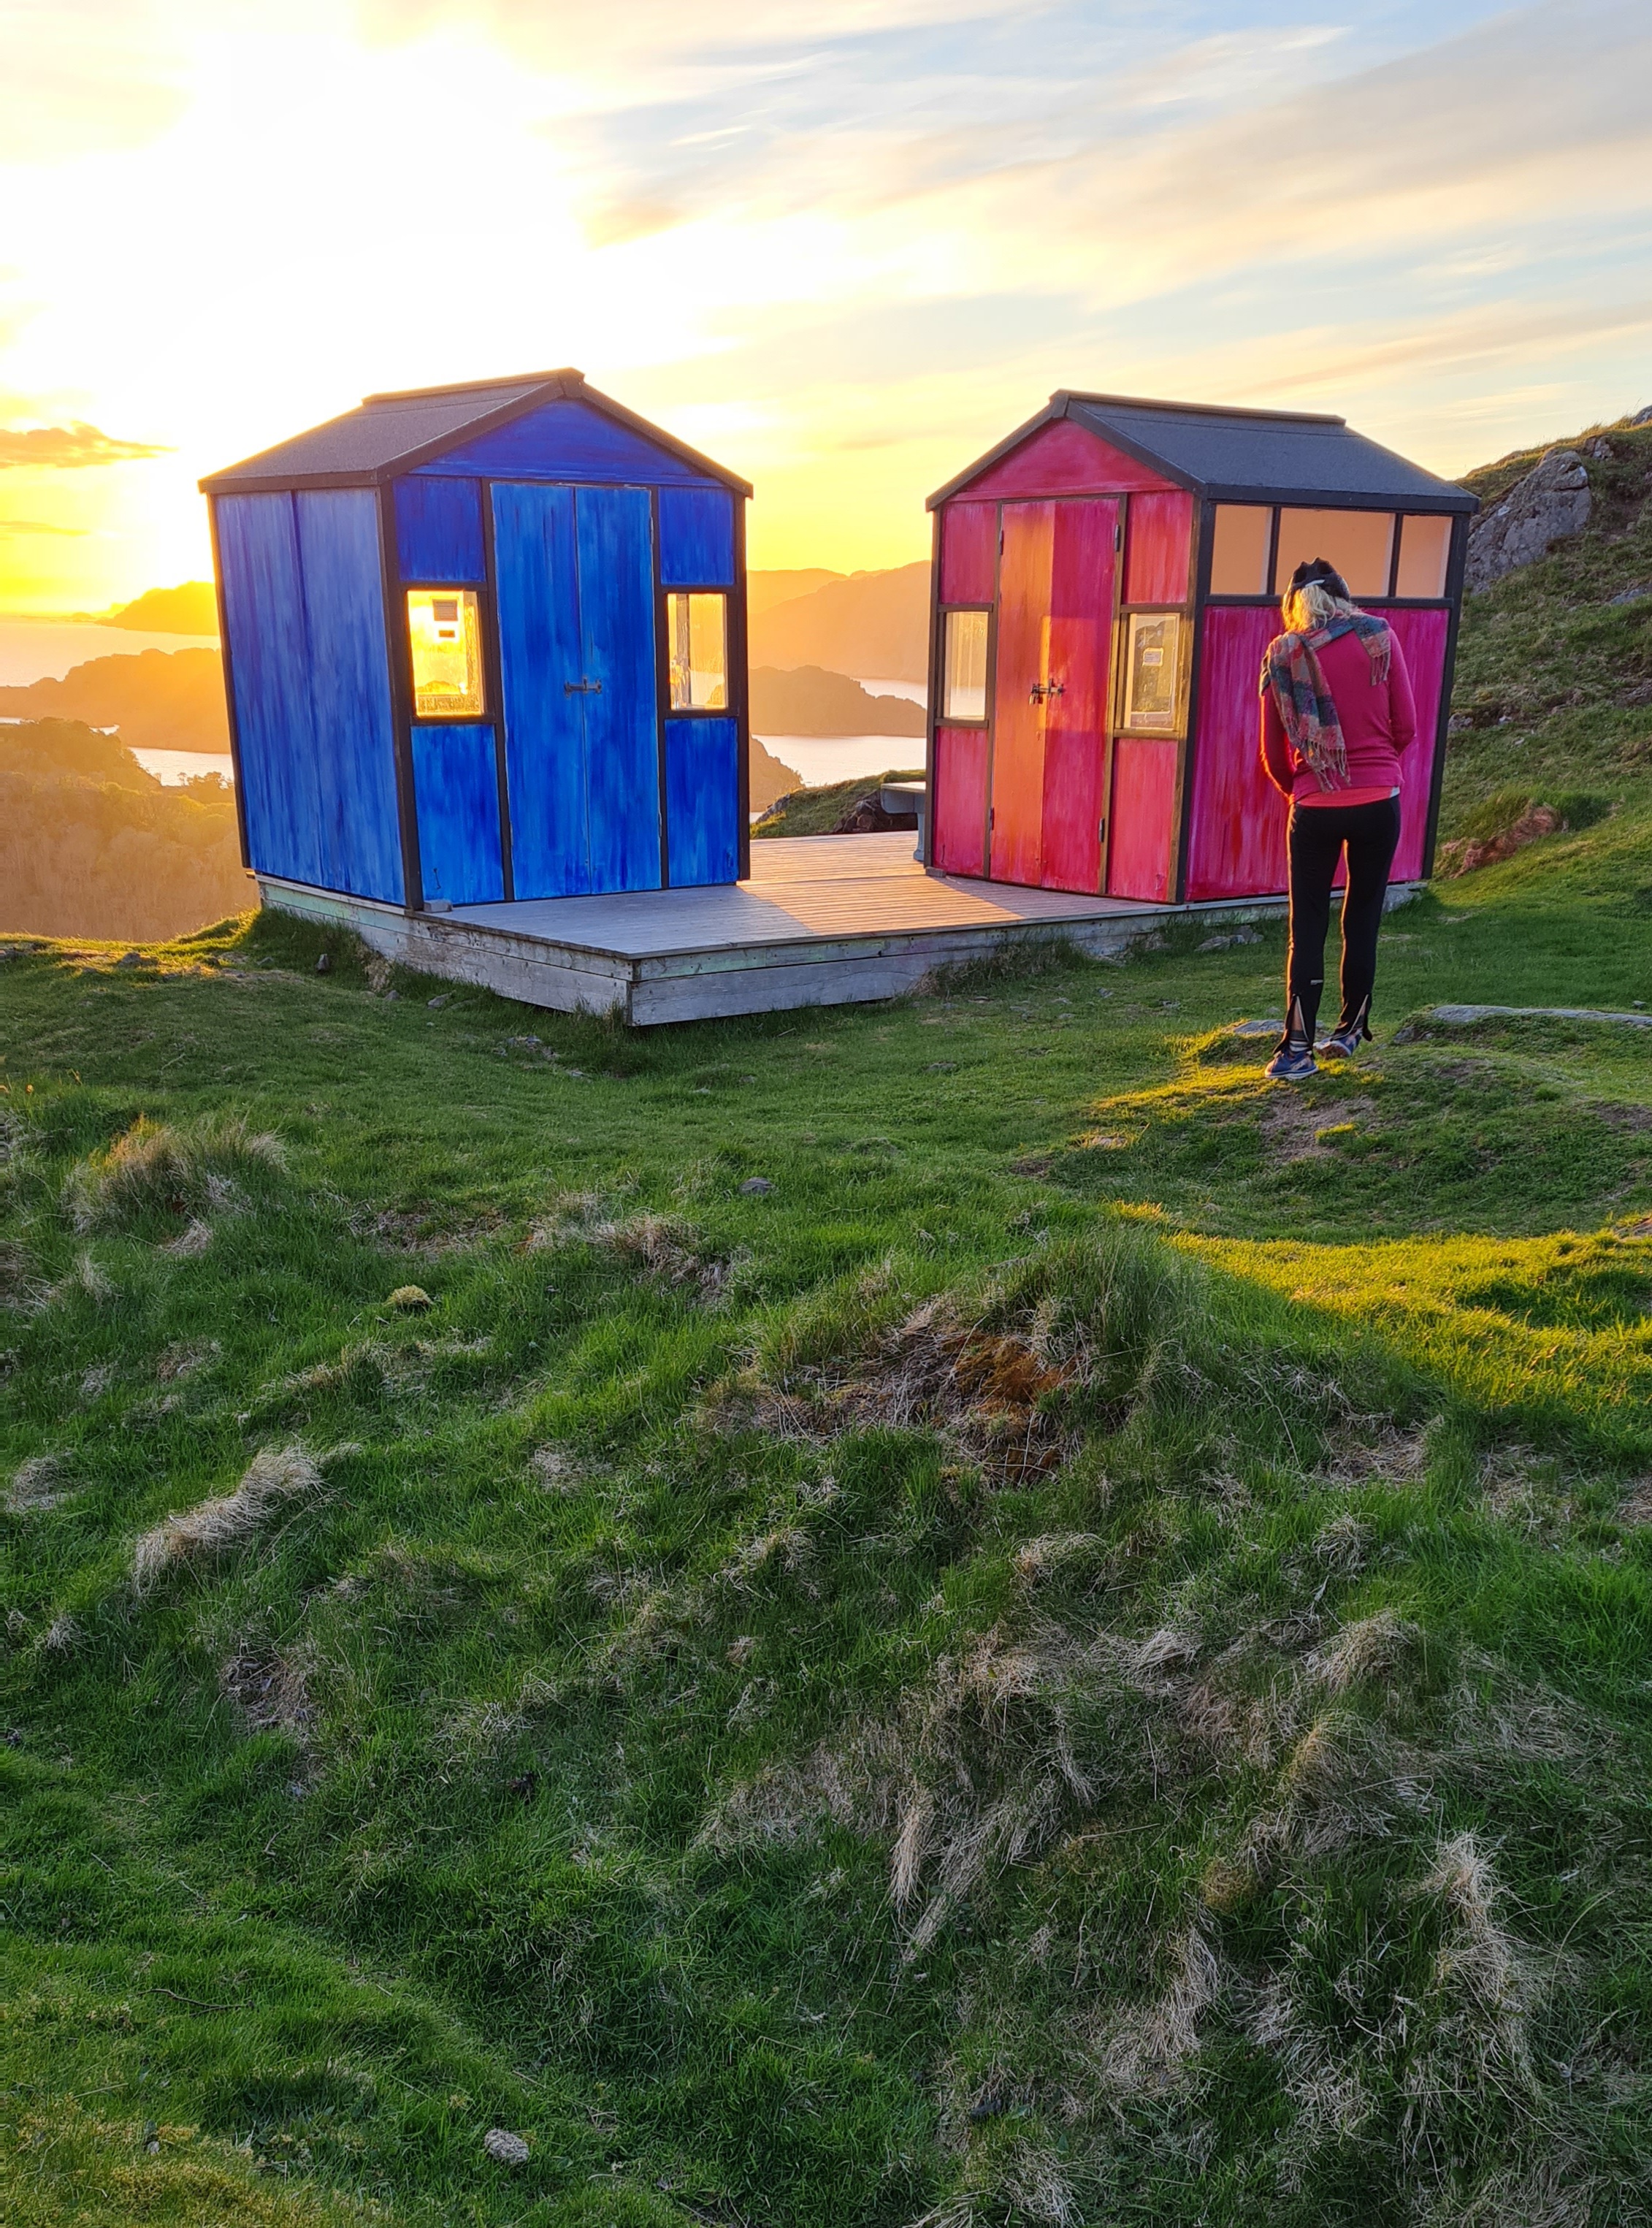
[1261,613,1393,791]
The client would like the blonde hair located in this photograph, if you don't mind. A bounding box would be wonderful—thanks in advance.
[1282,579,1364,633]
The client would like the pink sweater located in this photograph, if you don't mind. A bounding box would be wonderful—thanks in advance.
[1261,627,1418,807]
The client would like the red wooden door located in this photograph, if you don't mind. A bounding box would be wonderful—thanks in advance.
[990,503,1054,883]
[1041,500,1117,894]
[990,500,1116,891]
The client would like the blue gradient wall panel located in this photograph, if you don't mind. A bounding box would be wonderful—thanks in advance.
[658,486,735,587]
[410,724,504,904]
[421,399,714,485]
[393,476,485,583]
[294,489,403,904]
[665,717,739,886]
[577,485,662,893]
[215,492,324,888]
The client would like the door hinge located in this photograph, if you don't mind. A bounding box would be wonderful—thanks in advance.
[1114,519,1123,552]
[989,806,996,830]
[1098,816,1106,841]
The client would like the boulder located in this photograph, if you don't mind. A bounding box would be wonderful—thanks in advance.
[1465,449,1591,591]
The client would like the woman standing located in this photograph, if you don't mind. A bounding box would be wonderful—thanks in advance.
[1259,557,1417,1082]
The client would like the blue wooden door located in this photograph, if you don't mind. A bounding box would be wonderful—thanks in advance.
[491,479,660,899]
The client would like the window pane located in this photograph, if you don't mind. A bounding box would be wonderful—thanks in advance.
[1209,504,1272,595]
[1123,611,1182,730]
[942,608,989,721]
[1396,514,1451,598]
[668,592,728,710]
[1273,508,1395,599]
[408,588,485,718]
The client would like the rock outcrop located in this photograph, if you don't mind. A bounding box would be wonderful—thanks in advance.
[1465,449,1591,592]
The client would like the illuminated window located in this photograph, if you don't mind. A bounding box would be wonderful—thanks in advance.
[941,608,989,722]
[1396,514,1451,598]
[1123,611,1182,730]
[1209,505,1272,596]
[1273,509,1395,599]
[407,588,484,718]
[667,592,728,710]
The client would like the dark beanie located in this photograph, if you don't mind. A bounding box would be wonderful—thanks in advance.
[1288,557,1351,600]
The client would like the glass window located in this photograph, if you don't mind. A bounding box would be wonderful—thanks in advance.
[1209,505,1272,596]
[407,588,484,718]
[1396,514,1451,598]
[667,592,728,710]
[1123,611,1182,730]
[942,608,989,722]
[1273,508,1395,599]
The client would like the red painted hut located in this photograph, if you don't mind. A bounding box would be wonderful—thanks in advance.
[924,392,1476,903]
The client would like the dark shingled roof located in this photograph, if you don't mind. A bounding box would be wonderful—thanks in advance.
[929,391,1477,513]
[200,370,752,496]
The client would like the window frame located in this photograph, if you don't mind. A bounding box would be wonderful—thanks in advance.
[662,584,734,717]
[403,581,490,723]
[937,602,994,728]
[1202,503,1459,606]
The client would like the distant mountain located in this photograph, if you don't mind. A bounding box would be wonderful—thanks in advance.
[748,736,802,811]
[0,646,228,752]
[749,665,925,737]
[749,561,931,683]
[747,569,843,619]
[96,581,220,636]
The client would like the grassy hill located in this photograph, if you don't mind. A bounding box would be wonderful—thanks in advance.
[7,421,1652,2227]
[0,647,229,755]
[5,802,1652,2224]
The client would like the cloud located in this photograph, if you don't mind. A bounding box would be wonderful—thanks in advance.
[0,423,172,470]
[0,517,86,536]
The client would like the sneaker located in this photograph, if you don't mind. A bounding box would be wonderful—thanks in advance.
[1318,1023,1364,1060]
[1264,1043,1318,1081]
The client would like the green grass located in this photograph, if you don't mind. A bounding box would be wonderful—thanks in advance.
[753,767,924,839]
[5,809,1652,2227]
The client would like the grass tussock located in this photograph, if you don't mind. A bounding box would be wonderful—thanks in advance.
[64,1112,286,1234]
[131,1443,324,1592]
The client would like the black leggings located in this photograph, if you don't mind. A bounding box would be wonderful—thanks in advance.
[1284,796,1401,1046]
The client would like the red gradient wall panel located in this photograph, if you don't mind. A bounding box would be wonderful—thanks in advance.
[1383,606,1449,881]
[1124,492,1194,606]
[1183,605,1285,901]
[932,726,989,877]
[989,503,1055,882]
[939,502,997,604]
[1039,499,1118,894]
[1107,738,1179,899]
[963,419,1178,501]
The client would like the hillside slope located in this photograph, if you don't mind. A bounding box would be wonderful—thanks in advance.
[0,646,229,753]
[4,793,1652,2225]
[749,562,931,682]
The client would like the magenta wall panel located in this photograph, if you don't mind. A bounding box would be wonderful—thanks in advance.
[940,503,997,603]
[963,419,1179,501]
[1124,491,1194,606]
[1107,738,1179,901]
[1184,605,1284,901]
[1040,499,1117,894]
[1383,606,1449,881]
[933,726,989,875]
[1184,602,1450,899]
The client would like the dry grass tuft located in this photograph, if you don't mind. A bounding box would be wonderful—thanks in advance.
[1307,1608,1420,1695]
[727,1293,1077,1486]
[160,1218,215,1259]
[222,1643,313,1738]
[529,1193,730,1302]
[1092,1921,1220,2094]
[132,1444,324,1592]
[64,1115,286,1235]
[7,1454,69,1513]
[42,1612,83,1653]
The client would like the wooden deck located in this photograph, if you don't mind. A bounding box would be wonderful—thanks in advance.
[261,835,1289,1025]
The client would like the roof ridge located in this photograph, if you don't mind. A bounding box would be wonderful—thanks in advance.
[360,370,582,405]
[1059,390,1345,427]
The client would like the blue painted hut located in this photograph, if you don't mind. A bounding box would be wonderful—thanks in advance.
[200,370,752,913]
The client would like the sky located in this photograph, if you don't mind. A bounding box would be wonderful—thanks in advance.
[2,0,1651,608]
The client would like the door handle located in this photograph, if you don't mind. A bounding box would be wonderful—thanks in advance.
[1029,678,1065,703]
[564,678,603,695]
